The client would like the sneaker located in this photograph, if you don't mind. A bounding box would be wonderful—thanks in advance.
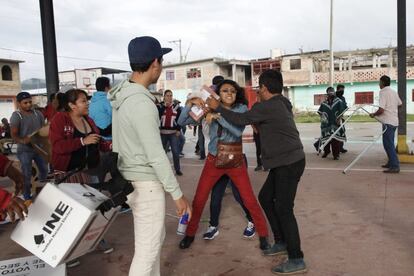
[254,166,263,171]
[340,149,348,153]
[321,152,329,158]
[199,156,206,161]
[333,156,339,160]
[243,222,256,238]
[263,242,288,256]
[66,259,81,268]
[203,225,219,240]
[179,152,185,157]
[383,168,400,174]
[381,163,390,168]
[176,171,183,176]
[271,258,307,275]
[97,239,114,254]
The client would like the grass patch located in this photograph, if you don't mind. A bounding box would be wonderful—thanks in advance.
[294,112,414,123]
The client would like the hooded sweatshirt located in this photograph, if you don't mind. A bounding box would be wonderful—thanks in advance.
[108,80,183,200]
[89,91,112,139]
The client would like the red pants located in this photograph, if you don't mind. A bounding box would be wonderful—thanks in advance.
[186,154,268,237]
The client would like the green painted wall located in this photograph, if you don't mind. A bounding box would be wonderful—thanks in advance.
[290,80,414,114]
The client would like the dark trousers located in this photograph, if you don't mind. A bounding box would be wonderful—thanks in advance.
[209,154,253,227]
[382,124,399,168]
[323,139,342,158]
[253,132,262,167]
[161,133,181,173]
[186,154,268,237]
[197,125,206,159]
[258,158,305,259]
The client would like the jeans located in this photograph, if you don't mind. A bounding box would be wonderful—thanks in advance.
[186,154,268,238]
[17,150,48,200]
[197,125,206,159]
[127,181,165,276]
[382,124,399,169]
[178,132,185,154]
[258,158,305,259]
[161,134,181,173]
[209,175,253,227]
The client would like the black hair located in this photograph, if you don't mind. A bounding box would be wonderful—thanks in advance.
[380,75,391,87]
[95,77,110,91]
[164,89,172,96]
[49,92,56,102]
[64,89,88,112]
[326,86,335,93]
[212,75,224,85]
[56,93,67,112]
[130,57,163,73]
[336,84,345,90]
[258,69,283,94]
[216,79,248,106]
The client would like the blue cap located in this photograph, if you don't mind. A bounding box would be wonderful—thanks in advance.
[16,91,32,102]
[128,36,172,63]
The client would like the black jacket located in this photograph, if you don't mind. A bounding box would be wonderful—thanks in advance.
[216,95,304,169]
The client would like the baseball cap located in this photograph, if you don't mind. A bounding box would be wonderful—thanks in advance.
[16,92,32,102]
[128,36,172,63]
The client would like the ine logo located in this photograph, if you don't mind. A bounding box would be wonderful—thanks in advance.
[33,201,69,245]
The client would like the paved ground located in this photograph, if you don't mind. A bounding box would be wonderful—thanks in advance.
[1,123,413,276]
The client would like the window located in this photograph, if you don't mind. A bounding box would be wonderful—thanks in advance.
[166,70,175,81]
[186,68,201,79]
[355,91,374,104]
[314,94,326,105]
[1,65,12,81]
[290,59,301,70]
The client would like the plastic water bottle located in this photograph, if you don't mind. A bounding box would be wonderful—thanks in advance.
[177,213,189,235]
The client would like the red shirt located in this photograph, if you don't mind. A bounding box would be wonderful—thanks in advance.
[43,103,57,122]
[49,112,99,171]
[0,155,12,211]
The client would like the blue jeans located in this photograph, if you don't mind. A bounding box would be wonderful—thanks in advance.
[179,132,185,154]
[17,150,48,200]
[382,124,399,169]
[161,134,181,173]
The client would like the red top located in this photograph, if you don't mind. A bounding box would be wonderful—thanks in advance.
[42,103,57,122]
[49,112,99,171]
[0,155,12,211]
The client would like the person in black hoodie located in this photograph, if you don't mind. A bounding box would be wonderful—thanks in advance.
[207,69,307,275]
[158,90,183,175]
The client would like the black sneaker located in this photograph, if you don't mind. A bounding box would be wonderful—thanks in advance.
[321,152,329,158]
[203,225,219,240]
[383,168,400,174]
[271,258,307,275]
[263,242,288,256]
[176,171,183,176]
[381,163,390,168]
[340,149,348,153]
[254,166,263,171]
[179,236,194,249]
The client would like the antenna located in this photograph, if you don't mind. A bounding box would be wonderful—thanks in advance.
[169,39,183,63]
[184,42,192,62]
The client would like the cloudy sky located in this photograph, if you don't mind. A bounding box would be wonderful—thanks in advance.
[1,0,413,80]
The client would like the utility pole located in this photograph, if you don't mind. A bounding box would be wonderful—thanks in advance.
[329,0,334,87]
[169,39,183,63]
[39,0,59,101]
[397,0,410,155]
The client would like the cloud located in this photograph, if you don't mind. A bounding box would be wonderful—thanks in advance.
[0,0,413,80]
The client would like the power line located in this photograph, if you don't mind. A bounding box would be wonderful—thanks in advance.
[0,47,128,64]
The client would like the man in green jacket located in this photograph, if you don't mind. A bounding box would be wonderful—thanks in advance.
[109,36,192,276]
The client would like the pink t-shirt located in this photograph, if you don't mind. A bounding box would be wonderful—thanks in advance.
[377,86,402,126]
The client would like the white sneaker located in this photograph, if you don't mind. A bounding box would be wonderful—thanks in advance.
[203,225,219,240]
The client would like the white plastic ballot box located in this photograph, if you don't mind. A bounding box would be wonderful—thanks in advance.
[0,255,66,276]
[11,183,119,268]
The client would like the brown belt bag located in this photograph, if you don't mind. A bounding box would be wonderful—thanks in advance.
[215,125,243,169]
